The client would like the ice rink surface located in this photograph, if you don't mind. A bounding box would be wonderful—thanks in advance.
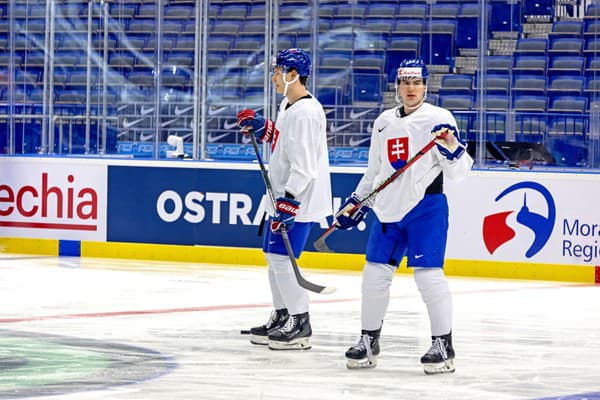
[0,254,599,400]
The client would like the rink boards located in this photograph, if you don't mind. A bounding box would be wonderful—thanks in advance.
[0,157,599,283]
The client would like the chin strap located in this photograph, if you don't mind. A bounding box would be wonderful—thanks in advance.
[282,72,299,97]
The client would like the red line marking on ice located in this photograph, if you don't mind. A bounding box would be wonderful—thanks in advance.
[0,282,590,324]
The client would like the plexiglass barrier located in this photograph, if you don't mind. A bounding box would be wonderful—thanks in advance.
[0,0,599,169]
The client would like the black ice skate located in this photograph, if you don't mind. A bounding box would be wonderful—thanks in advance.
[345,329,380,369]
[420,332,455,374]
[267,312,312,350]
[249,308,289,345]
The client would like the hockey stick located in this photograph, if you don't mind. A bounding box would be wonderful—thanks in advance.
[313,132,448,253]
[247,132,336,295]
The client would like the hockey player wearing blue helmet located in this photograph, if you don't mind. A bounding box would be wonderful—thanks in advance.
[236,49,332,350]
[335,58,473,373]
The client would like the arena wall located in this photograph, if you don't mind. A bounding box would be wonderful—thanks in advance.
[1,157,598,283]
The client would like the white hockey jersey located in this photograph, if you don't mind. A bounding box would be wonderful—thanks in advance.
[354,102,473,223]
[267,94,333,222]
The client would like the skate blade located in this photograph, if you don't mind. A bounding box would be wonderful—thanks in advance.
[346,357,377,369]
[250,335,269,346]
[267,337,311,350]
[423,359,455,375]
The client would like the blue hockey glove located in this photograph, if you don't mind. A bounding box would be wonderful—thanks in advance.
[334,193,371,230]
[432,123,466,161]
[237,109,278,143]
[271,197,300,233]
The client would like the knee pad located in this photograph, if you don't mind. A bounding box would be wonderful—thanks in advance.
[362,262,395,298]
[413,268,450,304]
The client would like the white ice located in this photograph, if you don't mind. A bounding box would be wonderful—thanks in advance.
[0,255,599,400]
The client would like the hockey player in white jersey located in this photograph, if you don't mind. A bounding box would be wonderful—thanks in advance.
[335,58,473,373]
[237,49,332,350]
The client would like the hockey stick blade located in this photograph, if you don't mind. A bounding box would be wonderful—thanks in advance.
[312,225,336,252]
[312,133,447,253]
[247,132,336,294]
[281,230,337,294]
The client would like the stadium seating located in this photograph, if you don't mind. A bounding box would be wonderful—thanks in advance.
[438,74,473,95]
[0,0,598,164]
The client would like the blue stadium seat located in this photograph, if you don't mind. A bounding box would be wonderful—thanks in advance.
[421,19,456,65]
[489,0,521,32]
[430,3,459,19]
[334,3,367,19]
[522,0,554,21]
[231,36,263,52]
[277,34,295,51]
[514,38,548,54]
[128,19,156,34]
[438,94,473,111]
[207,35,232,51]
[316,68,349,105]
[485,55,513,75]
[386,35,420,82]
[243,87,264,106]
[515,113,547,141]
[513,75,547,95]
[584,20,600,37]
[471,113,506,141]
[240,20,267,35]
[392,19,424,35]
[66,70,98,87]
[483,74,510,95]
[438,74,473,95]
[320,32,354,53]
[482,94,510,110]
[247,4,265,19]
[585,56,600,77]
[513,55,547,75]
[366,3,397,19]
[456,2,480,49]
[354,32,388,51]
[219,4,248,19]
[397,4,427,19]
[549,21,583,38]
[547,76,585,97]
[548,96,587,113]
[548,37,583,56]
[330,17,363,32]
[352,52,385,75]
[162,68,189,88]
[352,72,383,103]
[165,52,193,68]
[361,18,394,34]
[584,78,600,97]
[513,94,547,112]
[548,56,584,77]
[128,70,155,87]
[164,4,194,19]
[584,37,600,56]
[585,3,600,18]
[212,20,241,35]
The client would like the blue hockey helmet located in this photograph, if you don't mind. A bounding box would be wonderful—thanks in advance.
[273,48,312,77]
[397,58,429,81]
